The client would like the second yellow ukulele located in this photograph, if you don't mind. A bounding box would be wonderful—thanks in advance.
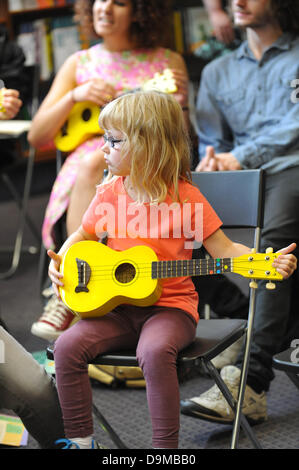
[54,69,177,152]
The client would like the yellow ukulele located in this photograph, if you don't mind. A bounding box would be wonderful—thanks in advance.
[58,241,283,319]
[54,69,177,153]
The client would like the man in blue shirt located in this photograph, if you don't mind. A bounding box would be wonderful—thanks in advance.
[181,0,299,424]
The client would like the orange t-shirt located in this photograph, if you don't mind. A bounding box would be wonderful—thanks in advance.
[82,177,222,323]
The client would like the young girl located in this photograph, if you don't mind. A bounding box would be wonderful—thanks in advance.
[48,91,296,449]
[29,0,189,341]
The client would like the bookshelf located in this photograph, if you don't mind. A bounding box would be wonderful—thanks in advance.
[0,0,215,161]
[1,2,75,38]
[1,1,80,161]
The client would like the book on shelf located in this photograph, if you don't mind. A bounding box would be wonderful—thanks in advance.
[17,22,37,66]
[9,0,40,10]
[8,0,24,11]
[182,6,213,53]
[172,9,185,54]
[8,0,73,11]
[35,18,53,80]
[16,14,81,80]
[50,16,81,73]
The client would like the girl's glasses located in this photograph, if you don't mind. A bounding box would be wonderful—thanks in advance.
[103,134,126,149]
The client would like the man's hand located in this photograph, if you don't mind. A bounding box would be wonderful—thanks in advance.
[196,145,242,171]
[214,152,242,171]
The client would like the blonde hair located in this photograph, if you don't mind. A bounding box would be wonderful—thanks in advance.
[99,91,192,204]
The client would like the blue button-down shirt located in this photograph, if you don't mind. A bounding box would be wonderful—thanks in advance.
[196,33,299,174]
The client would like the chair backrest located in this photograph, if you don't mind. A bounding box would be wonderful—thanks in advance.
[191,170,264,230]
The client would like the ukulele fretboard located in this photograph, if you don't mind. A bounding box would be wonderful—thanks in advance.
[151,258,232,279]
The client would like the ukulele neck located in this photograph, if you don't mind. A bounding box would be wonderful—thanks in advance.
[151,258,232,279]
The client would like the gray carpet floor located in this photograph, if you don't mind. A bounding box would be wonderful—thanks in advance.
[0,184,299,450]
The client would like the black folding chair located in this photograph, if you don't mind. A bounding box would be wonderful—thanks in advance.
[273,346,299,390]
[48,169,266,449]
[0,64,41,279]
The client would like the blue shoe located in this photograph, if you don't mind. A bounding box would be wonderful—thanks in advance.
[55,438,105,449]
[55,438,80,449]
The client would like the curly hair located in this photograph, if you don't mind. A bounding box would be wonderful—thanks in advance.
[271,0,299,35]
[74,0,173,48]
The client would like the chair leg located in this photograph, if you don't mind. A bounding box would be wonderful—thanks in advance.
[0,146,40,279]
[38,244,50,295]
[286,372,299,389]
[1,173,40,242]
[92,403,128,449]
[230,286,260,449]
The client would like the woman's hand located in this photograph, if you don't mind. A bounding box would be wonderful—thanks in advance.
[48,250,64,298]
[273,243,297,279]
[170,68,189,108]
[72,78,117,107]
[0,88,22,120]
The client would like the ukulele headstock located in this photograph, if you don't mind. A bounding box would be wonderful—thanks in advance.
[233,247,283,289]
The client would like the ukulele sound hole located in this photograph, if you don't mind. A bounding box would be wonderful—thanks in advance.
[82,108,92,122]
[61,121,68,136]
[115,263,136,284]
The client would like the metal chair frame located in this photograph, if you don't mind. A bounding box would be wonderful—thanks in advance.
[0,65,41,279]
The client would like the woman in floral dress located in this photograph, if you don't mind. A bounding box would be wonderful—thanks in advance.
[28,0,189,340]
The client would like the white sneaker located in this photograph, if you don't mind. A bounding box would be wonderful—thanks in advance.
[31,295,77,341]
[181,365,267,425]
[211,336,243,370]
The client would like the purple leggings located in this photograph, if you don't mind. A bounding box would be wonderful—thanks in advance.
[54,305,196,448]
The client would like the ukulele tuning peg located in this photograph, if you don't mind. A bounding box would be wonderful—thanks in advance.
[266,247,273,253]
[249,281,258,289]
[266,281,276,290]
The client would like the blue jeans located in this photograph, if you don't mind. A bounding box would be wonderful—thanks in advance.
[0,326,64,448]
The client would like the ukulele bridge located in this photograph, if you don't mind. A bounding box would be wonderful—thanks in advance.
[75,258,91,293]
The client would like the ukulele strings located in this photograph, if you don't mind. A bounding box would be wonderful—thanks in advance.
[78,258,276,280]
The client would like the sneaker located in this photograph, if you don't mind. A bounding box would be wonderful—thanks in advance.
[31,295,77,341]
[180,365,267,425]
[211,336,243,370]
[55,438,105,449]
